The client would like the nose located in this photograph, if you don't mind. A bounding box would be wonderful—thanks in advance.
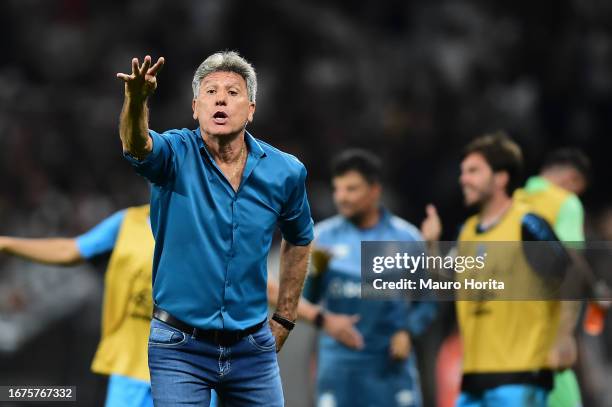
[215,92,227,106]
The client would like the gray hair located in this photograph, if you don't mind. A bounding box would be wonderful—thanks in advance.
[192,51,257,103]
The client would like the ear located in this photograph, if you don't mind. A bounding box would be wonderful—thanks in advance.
[192,99,198,120]
[371,182,382,199]
[247,102,256,123]
[494,171,510,192]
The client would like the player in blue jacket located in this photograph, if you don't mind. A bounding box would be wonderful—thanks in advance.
[303,149,439,407]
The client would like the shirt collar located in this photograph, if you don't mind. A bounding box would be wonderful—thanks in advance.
[245,131,266,158]
[378,207,392,226]
[343,206,392,231]
[196,128,266,159]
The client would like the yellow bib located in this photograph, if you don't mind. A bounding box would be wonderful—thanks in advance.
[90,205,154,382]
[456,202,560,373]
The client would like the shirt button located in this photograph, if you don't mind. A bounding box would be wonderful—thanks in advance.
[234,224,239,230]
[221,306,225,312]
[226,280,232,287]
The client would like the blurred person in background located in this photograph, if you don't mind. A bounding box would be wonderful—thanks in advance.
[455,133,572,407]
[0,203,362,407]
[0,205,154,407]
[118,51,313,406]
[303,149,438,407]
[514,148,593,407]
[515,148,590,236]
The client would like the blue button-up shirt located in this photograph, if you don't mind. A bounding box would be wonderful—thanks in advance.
[124,128,314,330]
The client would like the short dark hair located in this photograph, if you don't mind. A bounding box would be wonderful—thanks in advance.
[331,149,382,184]
[462,131,524,195]
[541,148,591,181]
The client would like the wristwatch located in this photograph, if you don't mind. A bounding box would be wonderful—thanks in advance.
[272,313,296,331]
[314,310,326,329]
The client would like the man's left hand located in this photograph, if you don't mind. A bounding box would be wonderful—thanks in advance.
[269,319,290,353]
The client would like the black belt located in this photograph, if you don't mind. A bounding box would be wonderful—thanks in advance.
[153,306,267,346]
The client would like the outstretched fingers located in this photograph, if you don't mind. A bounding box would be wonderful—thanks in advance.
[132,58,140,75]
[139,55,151,76]
[147,57,165,76]
[117,55,164,84]
[116,72,132,82]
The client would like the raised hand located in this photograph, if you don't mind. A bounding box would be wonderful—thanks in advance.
[420,204,442,242]
[117,55,165,101]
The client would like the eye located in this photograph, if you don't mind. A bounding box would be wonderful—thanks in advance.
[229,90,238,96]
[206,89,216,95]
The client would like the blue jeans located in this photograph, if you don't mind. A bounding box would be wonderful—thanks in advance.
[457,385,549,407]
[147,318,283,406]
[105,374,152,407]
[317,354,422,407]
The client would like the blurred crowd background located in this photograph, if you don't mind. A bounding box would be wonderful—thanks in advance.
[1,0,612,406]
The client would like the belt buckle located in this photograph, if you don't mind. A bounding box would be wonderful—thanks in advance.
[214,330,231,346]
[221,331,239,346]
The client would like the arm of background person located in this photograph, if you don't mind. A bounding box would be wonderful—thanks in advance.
[0,210,125,265]
[522,213,581,369]
[554,195,585,243]
[0,237,82,265]
[389,301,439,361]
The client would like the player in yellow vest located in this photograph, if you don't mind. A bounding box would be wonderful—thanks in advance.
[0,204,363,407]
[515,148,591,407]
[455,133,572,407]
[1,205,154,407]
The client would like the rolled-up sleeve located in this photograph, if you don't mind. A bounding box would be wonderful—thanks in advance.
[123,129,177,185]
[278,165,314,246]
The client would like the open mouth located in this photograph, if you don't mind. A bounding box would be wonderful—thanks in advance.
[212,111,229,124]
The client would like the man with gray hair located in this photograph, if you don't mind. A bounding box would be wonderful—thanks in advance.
[116,51,314,406]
